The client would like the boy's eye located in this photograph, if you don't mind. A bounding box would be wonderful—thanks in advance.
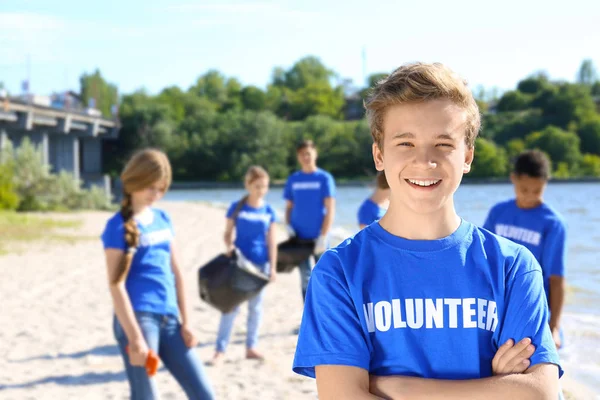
[437,143,454,148]
[397,142,413,147]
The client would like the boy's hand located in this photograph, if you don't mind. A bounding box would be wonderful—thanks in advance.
[492,338,535,375]
[551,327,562,349]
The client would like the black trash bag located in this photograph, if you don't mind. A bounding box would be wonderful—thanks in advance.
[276,237,316,273]
[198,252,269,314]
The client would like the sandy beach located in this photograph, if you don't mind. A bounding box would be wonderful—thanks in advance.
[0,201,597,399]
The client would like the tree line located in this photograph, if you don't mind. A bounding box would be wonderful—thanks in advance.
[82,57,600,181]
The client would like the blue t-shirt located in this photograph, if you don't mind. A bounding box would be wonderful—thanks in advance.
[227,201,277,265]
[483,199,566,306]
[293,220,563,380]
[283,169,336,240]
[101,208,179,317]
[357,198,386,227]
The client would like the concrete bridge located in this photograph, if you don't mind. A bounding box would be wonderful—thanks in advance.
[0,95,119,192]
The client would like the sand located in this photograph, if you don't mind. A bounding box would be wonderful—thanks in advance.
[0,201,597,399]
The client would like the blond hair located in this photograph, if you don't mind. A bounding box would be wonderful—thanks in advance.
[230,166,270,220]
[364,62,480,149]
[113,148,172,284]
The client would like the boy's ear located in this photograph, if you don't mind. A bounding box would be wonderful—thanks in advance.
[463,146,474,174]
[373,142,384,171]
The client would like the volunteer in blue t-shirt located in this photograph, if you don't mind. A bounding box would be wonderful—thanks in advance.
[293,64,562,399]
[101,149,214,400]
[209,166,277,365]
[357,171,390,229]
[484,150,567,350]
[283,140,336,302]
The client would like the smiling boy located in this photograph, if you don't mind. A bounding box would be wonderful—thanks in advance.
[292,63,562,399]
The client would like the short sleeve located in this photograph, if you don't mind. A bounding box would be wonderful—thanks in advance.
[293,251,371,378]
[542,219,567,277]
[101,216,127,251]
[494,249,563,377]
[225,201,237,219]
[159,209,175,236]
[283,177,293,201]
[323,173,336,198]
[268,206,277,224]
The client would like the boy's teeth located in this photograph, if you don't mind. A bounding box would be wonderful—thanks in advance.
[409,179,439,187]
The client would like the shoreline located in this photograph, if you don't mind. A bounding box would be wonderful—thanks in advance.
[168,177,600,190]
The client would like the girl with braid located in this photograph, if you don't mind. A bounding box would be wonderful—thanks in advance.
[209,166,277,365]
[101,149,214,400]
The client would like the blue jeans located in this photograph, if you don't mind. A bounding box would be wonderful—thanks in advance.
[216,290,264,352]
[216,262,269,352]
[113,312,215,400]
[299,255,315,303]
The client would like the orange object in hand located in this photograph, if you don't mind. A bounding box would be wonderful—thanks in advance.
[125,345,160,376]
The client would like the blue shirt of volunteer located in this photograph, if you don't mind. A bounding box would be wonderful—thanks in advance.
[293,220,563,380]
[358,199,386,226]
[101,208,179,317]
[226,201,277,265]
[283,169,336,240]
[483,199,566,307]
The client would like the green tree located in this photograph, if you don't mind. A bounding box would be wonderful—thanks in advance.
[241,86,267,111]
[577,59,598,86]
[279,56,335,90]
[79,69,118,118]
[288,82,345,120]
[505,138,526,164]
[592,81,600,96]
[578,118,600,155]
[189,70,229,107]
[496,90,533,112]
[0,151,20,210]
[579,154,600,176]
[541,83,596,129]
[470,138,508,178]
[525,126,581,172]
[516,72,551,94]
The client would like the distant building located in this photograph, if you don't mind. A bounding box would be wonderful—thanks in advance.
[0,93,120,197]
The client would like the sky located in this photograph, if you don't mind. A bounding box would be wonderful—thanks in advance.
[1,0,599,98]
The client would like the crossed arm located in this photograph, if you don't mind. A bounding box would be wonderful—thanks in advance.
[316,362,558,400]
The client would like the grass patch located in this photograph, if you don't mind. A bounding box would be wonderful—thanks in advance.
[0,212,84,254]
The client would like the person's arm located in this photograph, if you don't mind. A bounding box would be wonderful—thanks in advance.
[369,363,557,400]
[105,248,147,366]
[267,222,277,282]
[283,177,294,227]
[171,242,189,326]
[224,218,235,254]
[320,197,335,236]
[542,220,567,346]
[285,200,293,226]
[320,174,336,237]
[549,276,565,346]
[171,242,197,347]
[316,365,384,400]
